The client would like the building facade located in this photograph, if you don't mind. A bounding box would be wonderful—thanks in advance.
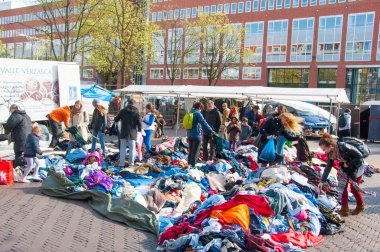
[0,1,97,86]
[148,0,380,104]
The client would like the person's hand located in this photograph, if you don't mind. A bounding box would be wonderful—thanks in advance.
[267,135,275,140]
[318,182,324,193]
[343,161,349,168]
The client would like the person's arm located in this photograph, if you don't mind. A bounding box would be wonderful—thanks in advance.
[321,159,334,182]
[114,111,121,122]
[198,112,213,134]
[227,123,233,133]
[33,136,42,155]
[236,124,241,133]
[64,112,70,128]
[215,111,222,132]
[3,114,19,131]
[143,114,155,126]
[248,125,252,136]
[260,118,272,138]
[346,114,352,129]
[282,130,299,141]
[137,113,142,132]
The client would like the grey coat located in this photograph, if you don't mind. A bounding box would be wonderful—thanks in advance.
[3,110,31,153]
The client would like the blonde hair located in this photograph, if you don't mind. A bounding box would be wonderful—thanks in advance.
[31,123,41,135]
[278,112,303,134]
[319,133,337,147]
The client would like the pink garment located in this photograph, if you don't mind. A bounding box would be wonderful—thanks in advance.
[295,209,308,221]
[156,138,176,151]
[82,151,103,166]
[137,132,144,161]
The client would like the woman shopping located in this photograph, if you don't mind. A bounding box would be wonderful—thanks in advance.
[142,103,156,153]
[66,100,89,155]
[90,99,107,155]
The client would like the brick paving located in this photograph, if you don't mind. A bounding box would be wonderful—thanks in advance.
[0,141,379,251]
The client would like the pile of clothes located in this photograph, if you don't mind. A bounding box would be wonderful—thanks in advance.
[35,136,377,251]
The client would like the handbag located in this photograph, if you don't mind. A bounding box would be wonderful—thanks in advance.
[0,157,14,185]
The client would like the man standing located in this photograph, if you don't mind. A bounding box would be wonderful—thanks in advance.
[47,106,71,147]
[221,103,230,139]
[202,100,221,161]
[3,104,31,167]
[115,99,142,167]
[338,108,352,138]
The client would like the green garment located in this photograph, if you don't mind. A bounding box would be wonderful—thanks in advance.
[265,189,287,216]
[41,172,159,236]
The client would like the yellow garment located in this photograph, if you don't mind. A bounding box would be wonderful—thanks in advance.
[210,204,250,230]
[257,179,277,188]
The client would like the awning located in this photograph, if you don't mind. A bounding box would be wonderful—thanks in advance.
[81,85,113,102]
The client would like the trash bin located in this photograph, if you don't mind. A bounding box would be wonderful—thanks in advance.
[368,105,380,142]
[360,107,370,141]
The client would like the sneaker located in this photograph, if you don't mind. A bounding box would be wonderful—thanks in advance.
[337,207,350,217]
[32,176,43,182]
[16,177,30,183]
[351,205,365,215]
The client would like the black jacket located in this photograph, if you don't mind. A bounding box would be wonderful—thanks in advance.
[260,117,299,143]
[114,105,142,140]
[3,110,31,153]
[202,108,222,133]
[91,108,107,132]
[321,142,364,182]
[24,133,42,158]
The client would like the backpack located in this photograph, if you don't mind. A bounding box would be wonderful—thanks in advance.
[296,137,313,162]
[338,114,347,128]
[183,113,194,130]
[340,137,370,159]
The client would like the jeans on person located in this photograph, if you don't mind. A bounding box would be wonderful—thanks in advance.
[66,141,88,156]
[91,130,106,154]
[119,139,136,167]
[202,134,215,161]
[229,140,237,151]
[338,129,351,138]
[341,175,364,208]
[24,157,39,177]
[48,117,60,147]
[188,137,201,167]
[143,130,154,152]
[275,135,287,165]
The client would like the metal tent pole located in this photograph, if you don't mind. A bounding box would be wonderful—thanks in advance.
[175,95,180,137]
[336,102,341,136]
[328,98,333,134]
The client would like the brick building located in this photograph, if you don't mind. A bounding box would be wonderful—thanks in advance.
[0,1,97,86]
[148,0,380,104]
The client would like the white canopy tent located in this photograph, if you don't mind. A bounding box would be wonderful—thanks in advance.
[115,85,350,135]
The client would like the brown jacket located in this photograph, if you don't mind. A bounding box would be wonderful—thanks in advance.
[227,122,241,141]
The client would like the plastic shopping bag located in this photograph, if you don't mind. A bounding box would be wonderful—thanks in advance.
[0,158,14,185]
[259,138,276,162]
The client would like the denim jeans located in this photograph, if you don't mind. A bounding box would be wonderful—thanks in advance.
[119,139,136,167]
[143,129,153,152]
[66,141,88,156]
[91,130,105,154]
[275,135,287,164]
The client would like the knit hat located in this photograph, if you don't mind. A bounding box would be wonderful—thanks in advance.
[92,99,100,106]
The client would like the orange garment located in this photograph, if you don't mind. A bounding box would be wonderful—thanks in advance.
[49,106,71,127]
[210,204,250,230]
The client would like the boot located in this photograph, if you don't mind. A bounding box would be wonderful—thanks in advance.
[337,207,350,217]
[351,205,365,215]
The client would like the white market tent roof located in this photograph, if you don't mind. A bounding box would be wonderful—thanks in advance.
[115,85,350,103]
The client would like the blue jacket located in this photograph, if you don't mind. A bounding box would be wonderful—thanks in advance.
[187,108,213,139]
[24,133,42,158]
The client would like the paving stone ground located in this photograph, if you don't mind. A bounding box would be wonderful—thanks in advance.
[0,140,379,252]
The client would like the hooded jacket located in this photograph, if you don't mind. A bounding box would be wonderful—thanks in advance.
[48,106,71,127]
[187,108,213,139]
[114,104,142,140]
[202,107,222,133]
[24,133,42,158]
[3,110,31,153]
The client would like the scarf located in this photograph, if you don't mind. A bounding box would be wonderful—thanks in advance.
[71,104,83,116]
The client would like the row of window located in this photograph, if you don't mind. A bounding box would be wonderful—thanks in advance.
[0,7,81,25]
[151,0,357,22]
[150,67,339,87]
[1,23,76,38]
[150,67,262,80]
[151,12,380,64]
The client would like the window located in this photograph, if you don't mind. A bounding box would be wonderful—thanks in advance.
[211,5,216,15]
[318,68,337,87]
[183,68,199,79]
[268,68,310,87]
[301,0,308,7]
[328,0,336,3]
[217,4,223,13]
[310,0,317,5]
[169,10,173,20]
[224,3,230,14]
[246,1,251,12]
[245,22,264,62]
[23,42,32,59]
[293,0,299,7]
[276,0,283,9]
[284,0,291,8]
[163,11,167,21]
[157,11,162,21]
[198,6,203,16]
[338,0,346,2]
[231,3,237,14]
[83,69,94,79]
[253,0,259,11]
[319,0,326,5]
[180,9,185,19]
[152,12,156,22]
[238,2,244,13]
[260,0,266,11]
[345,12,375,61]
[202,68,211,79]
[174,9,179,19]
[191,8,196,18]
[377,25,380,60]
[184,27,200,64]
[317,15,343,62]
[243,67,261,80]
[167,28,183,64]
[291,18,314,62]
[268,0,274,10]
[204,6,210,14]
[222,67,239,80]
[15,42,23,58]
[150,68,164,79]
[186,8,191,18]
[151,30,165,64]
[266,20,288,62]
[166,68,180,79]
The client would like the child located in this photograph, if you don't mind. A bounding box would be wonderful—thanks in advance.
[18,124,43,182]
[227,116,241,151]
[240,117,252,141]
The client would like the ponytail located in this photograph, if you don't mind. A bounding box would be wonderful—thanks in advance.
[319,133,336,147]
